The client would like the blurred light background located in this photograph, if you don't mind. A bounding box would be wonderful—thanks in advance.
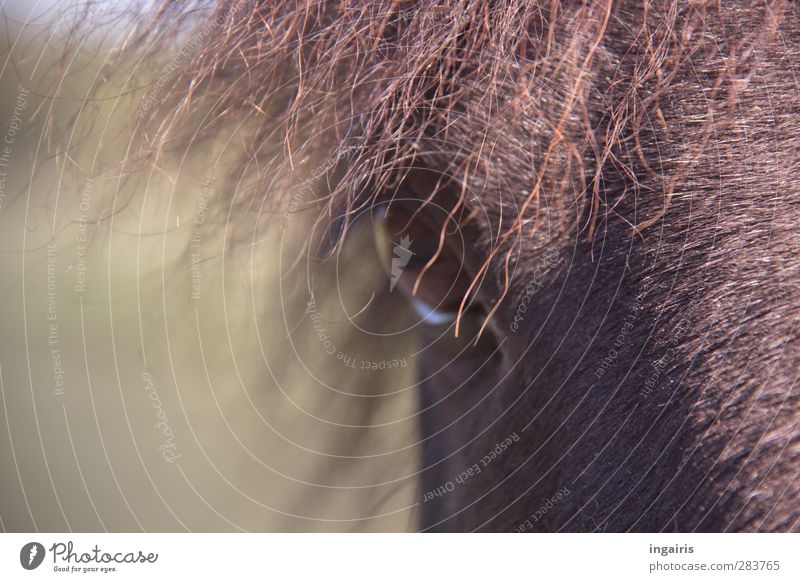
[0,0,420,531]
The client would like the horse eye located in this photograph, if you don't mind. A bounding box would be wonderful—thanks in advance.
[374,199,475,325]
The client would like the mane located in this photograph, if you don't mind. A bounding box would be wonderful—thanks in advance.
[55,0,788,330]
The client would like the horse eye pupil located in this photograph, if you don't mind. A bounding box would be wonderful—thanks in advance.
[406,252,430,267]
[370,201,478,323]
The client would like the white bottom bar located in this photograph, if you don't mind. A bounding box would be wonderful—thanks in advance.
[1,533,797,581]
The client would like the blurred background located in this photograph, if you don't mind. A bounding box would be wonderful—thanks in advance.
[0,0,421,531]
